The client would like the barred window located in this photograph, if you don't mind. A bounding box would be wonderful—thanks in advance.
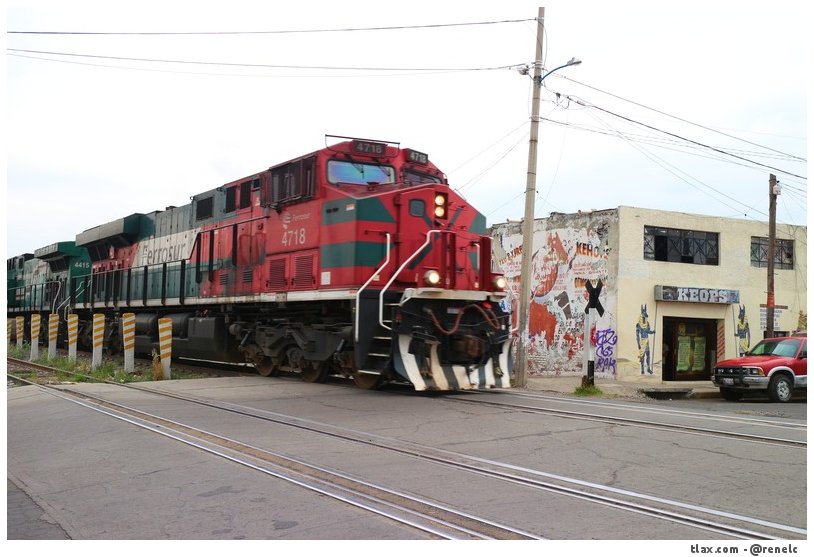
[751,237,794,269]
[644,226,719,266]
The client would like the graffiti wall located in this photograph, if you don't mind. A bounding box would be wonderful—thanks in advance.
[491,210,618,376]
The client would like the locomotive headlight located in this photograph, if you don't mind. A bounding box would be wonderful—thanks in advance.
[424,269,441,286]
[493,275,508,290]
[433,193,448,219]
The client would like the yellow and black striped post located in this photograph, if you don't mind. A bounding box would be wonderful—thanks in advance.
[7,318,12,346]
[16,317,24,349]
[67,314,79,361]
[91,314,105,370]
[122,313,136,373]
[48,313,59,359]
[29,314,41,361]
[158,317,172,379]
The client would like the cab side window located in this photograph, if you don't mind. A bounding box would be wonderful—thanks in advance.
[268,157,315,206]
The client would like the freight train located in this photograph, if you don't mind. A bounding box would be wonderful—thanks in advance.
[7,136,512,391]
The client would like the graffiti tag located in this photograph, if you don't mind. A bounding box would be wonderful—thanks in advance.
[595,328,617,374]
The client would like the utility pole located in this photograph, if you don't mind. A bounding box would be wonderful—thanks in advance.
[515,7,545,389]
[766,173,778,337]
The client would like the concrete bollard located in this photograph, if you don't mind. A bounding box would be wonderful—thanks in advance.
[67,314,79,361]
[91,314,105,370]
[29,314,41,361]
[122,313,136,373]
[16,317,24,349]
[158,317,172,380]
[48,314,59,359]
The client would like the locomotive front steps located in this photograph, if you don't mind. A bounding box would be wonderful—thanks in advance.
[354,292,399,373]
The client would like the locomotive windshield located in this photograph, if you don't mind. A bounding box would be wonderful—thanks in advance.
[403,169,442,184]
[327,160,395,185]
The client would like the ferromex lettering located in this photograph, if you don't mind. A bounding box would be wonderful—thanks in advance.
[134,229,201,266]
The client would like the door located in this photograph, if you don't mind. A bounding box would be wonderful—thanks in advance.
[663,317,718,381]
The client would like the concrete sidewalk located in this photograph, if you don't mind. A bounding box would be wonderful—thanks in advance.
[521,373,720,400]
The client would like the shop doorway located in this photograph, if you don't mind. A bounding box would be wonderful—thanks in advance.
[661,317,718,381]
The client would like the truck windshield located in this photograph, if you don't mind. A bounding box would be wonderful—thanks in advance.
[327,160,395,185]
[747,338,801,357]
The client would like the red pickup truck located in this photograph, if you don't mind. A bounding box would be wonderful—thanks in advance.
[712,336,807,402]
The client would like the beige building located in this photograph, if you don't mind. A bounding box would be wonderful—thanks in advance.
[491,206,807,382]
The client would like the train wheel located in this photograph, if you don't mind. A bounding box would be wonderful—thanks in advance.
[300,360,328,383]
[255,357,278,377]
[352,372,382,390]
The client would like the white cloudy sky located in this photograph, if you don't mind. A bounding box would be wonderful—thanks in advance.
[4,0,808,257]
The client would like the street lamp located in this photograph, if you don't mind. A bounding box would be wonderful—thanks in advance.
[538,58,582,85]
[514,8,582,388]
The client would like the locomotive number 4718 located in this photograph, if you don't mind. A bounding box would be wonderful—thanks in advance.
[282,228,307,246]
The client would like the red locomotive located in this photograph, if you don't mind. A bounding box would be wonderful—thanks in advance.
[11,136,512,390]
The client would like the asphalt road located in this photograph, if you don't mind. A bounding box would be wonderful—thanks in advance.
[7,375,807,541]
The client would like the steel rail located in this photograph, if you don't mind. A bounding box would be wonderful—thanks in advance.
[486,389,808,430]
[8,374,538,541]
[61,376,806,539]
[8,360,805,539]
[441,395,806,449]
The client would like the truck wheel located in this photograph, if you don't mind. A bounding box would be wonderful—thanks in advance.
[720,389,743,401]
[768,375,793,403]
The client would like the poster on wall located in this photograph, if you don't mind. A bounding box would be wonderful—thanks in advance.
[691,336,706,372]
[677,336,691,372]
[677,335,707,373]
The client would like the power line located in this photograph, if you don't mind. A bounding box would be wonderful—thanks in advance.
[456,130,529,195]
[558,75,806,163]
[567,95,807,180]
[585,109,764,219]
[7,18,536,36]
[7,52,498,79]
[538,115,803,176]
[7,47,519,73]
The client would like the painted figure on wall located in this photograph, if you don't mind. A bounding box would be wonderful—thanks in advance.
[736,305,750,356]
[528,233,569,343]
[795,311,807,335]
[636,305,655,375]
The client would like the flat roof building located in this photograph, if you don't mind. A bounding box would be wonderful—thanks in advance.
[491,206,807,382]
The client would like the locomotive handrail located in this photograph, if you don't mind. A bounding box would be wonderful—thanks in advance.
[354,232,391,342]
[58,284,79,319]
[51,279,63,314]
[378,229,448,332]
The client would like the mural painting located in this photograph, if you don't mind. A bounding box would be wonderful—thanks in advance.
[735,305,750,356]
[635,305,655,375]
[492,212,617,376]
[796,311,807,334]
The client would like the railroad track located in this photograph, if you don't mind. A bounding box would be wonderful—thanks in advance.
[7,362,536,540]
[8,359,804,540]
[439,390,807,449]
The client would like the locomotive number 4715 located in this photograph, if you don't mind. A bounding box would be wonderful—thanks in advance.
[282,228,307,246]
